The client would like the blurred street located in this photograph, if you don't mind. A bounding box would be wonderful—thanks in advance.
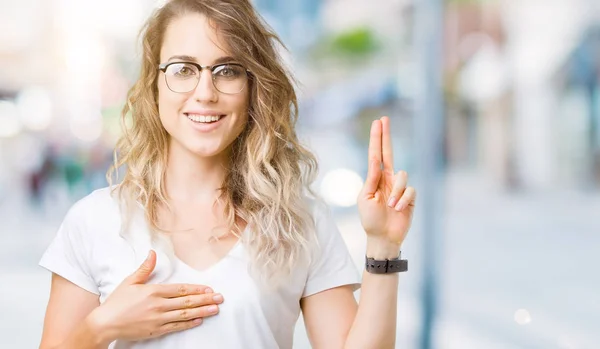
[2,170,598,348]
[2,0,600,348]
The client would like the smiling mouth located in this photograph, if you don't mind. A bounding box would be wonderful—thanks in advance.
[184,113,226,124]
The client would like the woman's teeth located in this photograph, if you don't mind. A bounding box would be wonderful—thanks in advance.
[186,114,224,123]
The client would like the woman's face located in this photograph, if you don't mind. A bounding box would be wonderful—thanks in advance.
[158,13,250,159]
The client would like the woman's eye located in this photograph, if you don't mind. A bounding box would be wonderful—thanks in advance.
[177,67,191,75]
[218,68,233,76]
[170,64,196,77]
[215,65,241,78]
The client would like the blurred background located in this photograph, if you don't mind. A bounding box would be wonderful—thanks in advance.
[1,0,599,348]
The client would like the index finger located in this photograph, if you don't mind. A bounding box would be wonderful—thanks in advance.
[368,119,382,166]
[153,284,214,298]
[380,116,394,174]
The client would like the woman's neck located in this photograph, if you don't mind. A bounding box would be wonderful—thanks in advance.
[164,140,230,205]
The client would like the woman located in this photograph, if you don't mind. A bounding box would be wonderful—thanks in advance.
[38,0,416,348]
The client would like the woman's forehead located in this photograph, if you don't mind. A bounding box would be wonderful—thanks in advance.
[160,13,232,64]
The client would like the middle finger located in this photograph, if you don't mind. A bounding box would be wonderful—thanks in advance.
[380,116,394,175]
[162,303,220,323]
[162,293,224,312]
[153,283,212,298]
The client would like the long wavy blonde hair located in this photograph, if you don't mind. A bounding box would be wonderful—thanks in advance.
[107,0,321,287]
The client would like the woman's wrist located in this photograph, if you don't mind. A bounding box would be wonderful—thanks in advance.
[366,236,402,259]
[86,307,116,347]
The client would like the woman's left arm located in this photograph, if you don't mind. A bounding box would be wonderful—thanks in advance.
[301,116,416,349]
[301,243,402,349]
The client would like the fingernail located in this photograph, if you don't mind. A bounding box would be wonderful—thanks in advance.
[204,288,213,294]
[395,201,404,211]
[213,294,223,302]
[387,196,396,207]
[208,305,218,313]
[193,318,203,324]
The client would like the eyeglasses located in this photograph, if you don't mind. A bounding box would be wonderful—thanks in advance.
[158,61,250,94]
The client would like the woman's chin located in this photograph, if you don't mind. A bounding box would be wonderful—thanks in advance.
[184,142,226,158]
[187,147,222,158]
[169,136,230,159]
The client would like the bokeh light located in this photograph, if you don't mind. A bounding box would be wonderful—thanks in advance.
[320,168,364,207]
[514,309,532,325]
[0,100,22,138]
[16,87,53,131]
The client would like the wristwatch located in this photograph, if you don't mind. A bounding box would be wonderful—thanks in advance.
[365,253,408,274]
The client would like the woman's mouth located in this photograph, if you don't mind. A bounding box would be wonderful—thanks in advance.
[185,113,226,124]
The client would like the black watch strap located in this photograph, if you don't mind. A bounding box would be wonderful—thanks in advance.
[365,254,408,274]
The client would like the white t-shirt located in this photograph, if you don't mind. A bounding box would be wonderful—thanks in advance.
[39,187,361,349]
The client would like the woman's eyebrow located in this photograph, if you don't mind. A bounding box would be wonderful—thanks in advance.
[167,54,197,62]
[212,56,236,64]
[166,55,236,64]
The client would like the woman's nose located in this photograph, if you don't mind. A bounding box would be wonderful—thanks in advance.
[191,69,217,102]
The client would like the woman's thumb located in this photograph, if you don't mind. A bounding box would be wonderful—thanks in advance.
[130,250,156,284]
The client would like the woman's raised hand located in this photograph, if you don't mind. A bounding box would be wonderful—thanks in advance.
[357,117,416,253]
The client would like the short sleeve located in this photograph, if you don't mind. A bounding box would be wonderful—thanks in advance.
[39,204,99,295]
[302,203,361,298]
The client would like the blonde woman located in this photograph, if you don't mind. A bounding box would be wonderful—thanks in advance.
[38,0,416,348]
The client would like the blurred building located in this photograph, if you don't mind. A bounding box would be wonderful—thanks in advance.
[444,0,600,191]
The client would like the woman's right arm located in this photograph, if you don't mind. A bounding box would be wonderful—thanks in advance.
[40,273,109,349]
[39,273,108,349]
[39,251,224,349]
